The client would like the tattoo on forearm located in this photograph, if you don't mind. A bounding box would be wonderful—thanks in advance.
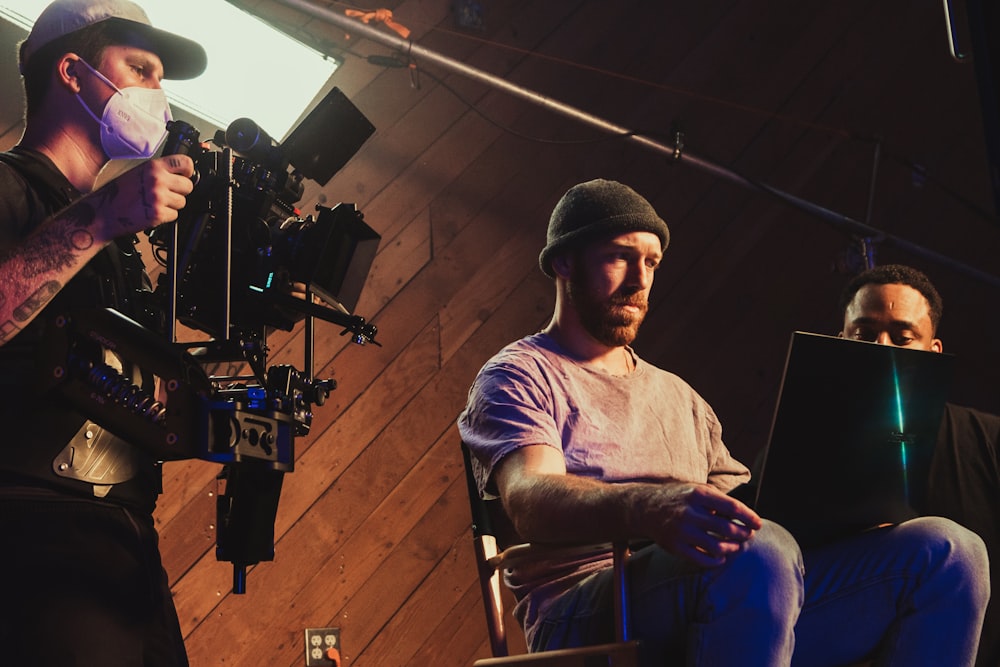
[95,179,136,231]
[13,280,61,322]
[0,194,105,335]
[13,204,97,280]
[93,179,118,208]
[139,167,154,221]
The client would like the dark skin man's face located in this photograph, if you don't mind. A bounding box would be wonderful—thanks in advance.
[841,283,942,352]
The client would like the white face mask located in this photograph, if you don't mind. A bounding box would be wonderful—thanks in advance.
[74,58,172,160]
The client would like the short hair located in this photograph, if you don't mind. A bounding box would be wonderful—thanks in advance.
[21,21,121,118]
[838,264,944,332]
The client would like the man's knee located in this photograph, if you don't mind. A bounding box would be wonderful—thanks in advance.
[894,516,987,561]
[709,520,805,611]
[894,516,989,602]
[739,520,803,576]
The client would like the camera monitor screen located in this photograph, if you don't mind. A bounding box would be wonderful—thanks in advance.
[283,87,376,185]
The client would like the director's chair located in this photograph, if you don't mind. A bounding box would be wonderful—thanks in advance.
[461,442,640,666]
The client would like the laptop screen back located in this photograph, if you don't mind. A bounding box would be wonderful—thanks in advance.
[752,332,954,546]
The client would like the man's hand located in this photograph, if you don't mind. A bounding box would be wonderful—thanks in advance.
[92,154,195,241]
[637,482,762,567]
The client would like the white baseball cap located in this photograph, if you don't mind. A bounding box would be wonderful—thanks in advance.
[18,0,207,80]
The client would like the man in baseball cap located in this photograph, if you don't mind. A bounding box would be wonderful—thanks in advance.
[458,178,988,665]
[19,0,206,79]
[0,2,206,665]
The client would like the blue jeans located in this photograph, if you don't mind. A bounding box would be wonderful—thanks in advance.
[529,517,989,666]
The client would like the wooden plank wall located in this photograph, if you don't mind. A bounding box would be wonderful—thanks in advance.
[3,1,1000,665]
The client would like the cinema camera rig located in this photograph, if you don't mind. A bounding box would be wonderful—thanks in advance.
[42,88,379,593]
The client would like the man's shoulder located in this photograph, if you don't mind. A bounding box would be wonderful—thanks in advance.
[0,148,76,233]
[478,334,555,376]
[0,148,73,194]
[945,402,1000,418]
[486,333,552,361]
[944,402,1000,439]
[0,152,31,187]
[634,356,700,390]
[0,152,37,241]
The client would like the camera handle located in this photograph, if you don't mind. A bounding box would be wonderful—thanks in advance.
[38,307,213,461]
[251,287,379,347]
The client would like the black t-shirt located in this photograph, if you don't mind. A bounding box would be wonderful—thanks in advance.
[930,403,1000,528]
[929,402,1000,667]
[0,146,162,512]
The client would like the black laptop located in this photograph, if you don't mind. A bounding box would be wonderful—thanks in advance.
[752,331,955,546]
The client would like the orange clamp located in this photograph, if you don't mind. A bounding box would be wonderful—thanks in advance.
[344,8,411,40]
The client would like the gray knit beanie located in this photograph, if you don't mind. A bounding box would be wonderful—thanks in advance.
[538,179,669,277]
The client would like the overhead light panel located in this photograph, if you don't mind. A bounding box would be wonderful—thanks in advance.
[0,0,340,140]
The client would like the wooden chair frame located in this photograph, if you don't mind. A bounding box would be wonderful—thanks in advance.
[461,443,639,666]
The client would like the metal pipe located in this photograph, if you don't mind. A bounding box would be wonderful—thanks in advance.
[268,0,1000,289]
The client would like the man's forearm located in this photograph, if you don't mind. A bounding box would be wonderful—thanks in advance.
[503,472,659,545]
[502,469,761,566]
[0,198,106,344]
[0,155,196,346]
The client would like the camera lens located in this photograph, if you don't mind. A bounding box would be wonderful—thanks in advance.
[225,118,280,167]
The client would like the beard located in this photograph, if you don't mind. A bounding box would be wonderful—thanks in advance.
[567,263,648,347]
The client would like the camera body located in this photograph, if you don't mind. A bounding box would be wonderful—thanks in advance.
[139,110,380,447]
[153,118,378,338]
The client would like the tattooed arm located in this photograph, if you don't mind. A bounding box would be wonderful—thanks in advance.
[0,155,194,345]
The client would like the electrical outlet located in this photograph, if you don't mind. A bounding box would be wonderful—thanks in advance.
[304,627,341,667]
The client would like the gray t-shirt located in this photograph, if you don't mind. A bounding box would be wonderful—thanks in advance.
[459,332,749,495]
[457,332,750,642]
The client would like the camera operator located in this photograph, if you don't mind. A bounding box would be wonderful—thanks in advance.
[0,1,205,664]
